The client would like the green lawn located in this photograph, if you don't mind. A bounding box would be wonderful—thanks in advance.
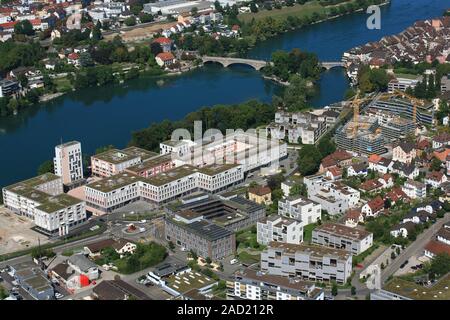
[53,77,73,92]
[384,274,450,300]
[239,1,327,23]
[303,223,318,243]
[237,251,260,265]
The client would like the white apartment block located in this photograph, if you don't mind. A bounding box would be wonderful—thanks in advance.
[278,196,321,227]
[231,269,324,300]
[91,146,157,177]
[84,164,244,212]
[261,242,353,285]
[2,173,86,236]
[388,75,422,93]
[303,174,360,215]
[312,223,373,255]
[257,215,303,246]
[54,141,83,185]
[402,180,427,199]
[160,139,196,157]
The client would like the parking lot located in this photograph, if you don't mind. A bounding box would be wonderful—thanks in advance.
[0,206,51,255]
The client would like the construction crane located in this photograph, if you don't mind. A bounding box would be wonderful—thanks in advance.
[350,90,373,138]
[388,89,425,125]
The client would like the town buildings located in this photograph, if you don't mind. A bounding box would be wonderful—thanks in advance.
[257,215,303,245]
[229,269,324,300]
[261,242,353,285]
[248,185,272,205]
[53,141,84,186]
[277,196,322,226]
[311,223,373,255]
[402,180,427,199]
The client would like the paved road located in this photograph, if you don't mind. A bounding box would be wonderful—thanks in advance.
[381,214,450,283]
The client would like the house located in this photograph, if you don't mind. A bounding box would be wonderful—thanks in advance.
[425,171,448,188]
[360,179,384,193]
[402,208,435,224]
[111,239,137,258]
[67,52,80,66]
[325,166,342,181]
[155,52,176,68]
[248,185,272,205]
[393,141,416,164]
[51,262,87,290]
[432,133,450,149]
[361,196,384,218]
[92,280,150,300]
[402,180,426,199]
[344,209,364,228]
[390,222,416,238]
[386,187,409,206]
[67,254,99,280]
[368,155,393,174]
[416,139,430,157]
[391,161,420,180]
[319,150,352,172]
[347,163,368,177]
[433,148,450,163]
[436,224,450,245]
[84,238,136,258]
[424,240,450,258]
[152,37,173,53]
[379,174,394,188]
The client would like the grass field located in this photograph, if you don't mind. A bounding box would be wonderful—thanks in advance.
[384,274,450,300]
[53,77,73,92]
[238,0,357,23]
[303,223,318,243]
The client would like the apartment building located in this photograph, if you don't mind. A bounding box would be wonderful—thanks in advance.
[230,269,324,300]
[53,141,84,185]
[261,242,353,285]
[370,97,434,125]
[257,215,303,245]
[2,173,86,236]
[388,74,422,93]
[278,196,321,226]
[0,78,20,98]
[160,139,196,157]
[311,223,373,255]
[303,174,360,215]
[402,180,427,199]
[392,141,416,164]
[165,217,235,260]
[91,147,157,177]
[124,154,176,178]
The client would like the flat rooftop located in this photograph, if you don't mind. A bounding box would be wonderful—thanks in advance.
[314,223,371,241]
[86,172,141,193]
[165,270,216,295]
[125,154,173,173]
[267,242,351,260]
[145,165,197,186]
[35,193,83,213]
[92,147,156,164]
[3,173,61,202]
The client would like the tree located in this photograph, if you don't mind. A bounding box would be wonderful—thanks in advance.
[205,257,212,265]
[92,21,102,41]
[289,183,307,197]
[428,253,450,280]
[297,145,322,176]
[351,286,356,295]
[191,7,199,16]
[124,16,137,27]
[38,160,54,175]
[139,13,154,23]
[430,157,442,171]
[317,136,336,157]
[14,20,35,36]
[331,283,338,296]
[250,2,258,13]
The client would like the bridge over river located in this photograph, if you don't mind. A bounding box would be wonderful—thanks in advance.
[201,56,345,71]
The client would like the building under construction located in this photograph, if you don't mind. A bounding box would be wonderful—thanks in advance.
[370,96,434,126]
[335,116,386,155]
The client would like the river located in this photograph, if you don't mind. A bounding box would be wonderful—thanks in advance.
[0,0,448,188]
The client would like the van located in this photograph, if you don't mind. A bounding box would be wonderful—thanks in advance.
[230,259,238,265]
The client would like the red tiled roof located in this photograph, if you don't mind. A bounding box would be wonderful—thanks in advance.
[67,52,79,60]
[367,196,384,212]
[156,52,175,61]
[425,240,450,256]
[345,209,363,221]
[386,187,409,203]
[368,154,382,164]
[433,148,450,162]
[0,21,17,29]
[360,179,383,191]
[249,186,271,196]
[152,37,172,45]
[426,171,445,182]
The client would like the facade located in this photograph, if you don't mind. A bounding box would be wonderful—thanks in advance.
[388,74,422,93]
[261,242,353,285]
[124,154,176,178]
[54,141,84,185]
[10,261,54,300]
[67,254,99,280]
[392,141,416,164]
[257,215,303,245]
[278,196,321,226]
[370,97,434,126]
[165,217,235,260]
[248,186,272,205]
[2,173,86,236]
[311,223,373,255]
[402,180,427,199]
[0,78,20,98]
[230,269,324,300]
[155,52,176,67]
[303,174,360,215]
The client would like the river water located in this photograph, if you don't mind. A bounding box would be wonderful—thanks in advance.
[0,0,448,188]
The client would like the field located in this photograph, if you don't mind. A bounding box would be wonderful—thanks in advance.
[303,223,318,243]
[384,274,450,300]
[53,77,73,92]
[238,0,356,23]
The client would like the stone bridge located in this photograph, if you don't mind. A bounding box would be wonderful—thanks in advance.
[201,56,345,71]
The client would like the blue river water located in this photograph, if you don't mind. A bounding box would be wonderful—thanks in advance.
[0,0,448,188]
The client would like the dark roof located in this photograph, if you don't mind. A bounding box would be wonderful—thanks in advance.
[151,262,189,278]
[93,280,151,300]
[395,141,416,153]
[392,221,416,233]
[186,220,233,242]
[51,263,75,281]
[85,239,116,253]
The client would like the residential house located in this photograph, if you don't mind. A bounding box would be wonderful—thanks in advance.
[152,37,173,53]
[391,161,420,180]
[344,209,364,228]
[248,186,272,205]
[368,155,393,174]
[347,163,368,177]
[325,167,342,181]
[361,196,384,218]
[390,221,416,238]
[402,180,426,199]
[425,171,448,188]
[386,187,409,206]
[432,133,450,149]
[319,150,352,172]
[393,141,416,164]
[257,215,303,245]
[155,52,176,68]
[67,254,99,280]
[359,179,384,193]
[67,52,80,66]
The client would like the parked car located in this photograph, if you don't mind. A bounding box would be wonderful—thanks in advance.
[230,258,239,265]
[55,292,64,299]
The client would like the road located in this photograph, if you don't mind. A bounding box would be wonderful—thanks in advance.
[381,214,450,283]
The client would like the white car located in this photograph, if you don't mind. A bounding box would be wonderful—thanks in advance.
[230,259,239,265]
[55,293,64,299]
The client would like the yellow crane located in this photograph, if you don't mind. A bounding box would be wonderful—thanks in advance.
[389,89,425,125]
[350,90,373,138]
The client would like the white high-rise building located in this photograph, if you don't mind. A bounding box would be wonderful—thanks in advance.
[54,141,84,185]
